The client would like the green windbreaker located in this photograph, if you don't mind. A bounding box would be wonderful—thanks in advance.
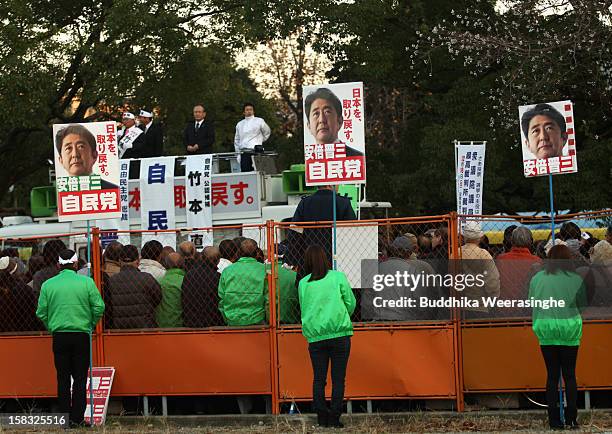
[298,270,356,343]
[36,269,105,333]
[156,268,185,328]
[218,257,266,326]
[529,269,586,346]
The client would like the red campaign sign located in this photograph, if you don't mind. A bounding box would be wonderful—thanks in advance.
[58,189,120,216]
[306,156,366,184]
[84,367,115,426]
[523,155,576,177]
[129,182,252,210]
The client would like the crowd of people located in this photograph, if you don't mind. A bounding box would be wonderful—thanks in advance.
[0,222,611,332]
[0,215,610,428]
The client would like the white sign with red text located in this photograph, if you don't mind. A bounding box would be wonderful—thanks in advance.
[518,100,578,177]
[83,367,115,426]
[53,122,121,222]
[303,82,366,186]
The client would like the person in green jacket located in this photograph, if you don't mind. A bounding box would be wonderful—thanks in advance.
[156,252,186,328]
[36,249,105,428]
[218,239,267,326]
[529,244,587,430]
[265,261,300,324]
[298,245,356,428]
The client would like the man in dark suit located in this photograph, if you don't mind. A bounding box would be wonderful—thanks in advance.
[286,186,356,281]
[136,109,163,158]
[184,104,215,155]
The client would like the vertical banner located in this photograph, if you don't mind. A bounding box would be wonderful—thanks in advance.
[53,122,121,221]
[96,159,131,247]
[140,157,176,249]
[455,141,486,228]
[185,155,214,249]
[519,100,577,177]
[83,367,115,426]
[303,82,366,186]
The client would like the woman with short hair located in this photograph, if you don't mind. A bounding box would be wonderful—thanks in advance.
[298,245,356,428]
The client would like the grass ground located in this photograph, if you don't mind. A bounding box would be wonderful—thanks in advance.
[25,410,609,433]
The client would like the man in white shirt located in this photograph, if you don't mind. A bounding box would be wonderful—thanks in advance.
[234,103,271,172]
[119,112,144,159]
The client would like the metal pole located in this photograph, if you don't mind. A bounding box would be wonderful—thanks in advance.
[86,220,95,426]
[332,188,337,270]
[548,175,563,424]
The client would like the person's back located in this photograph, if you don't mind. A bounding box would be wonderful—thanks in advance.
[183,254,223,327]
[0,260,40,332]
[218,239,267,326]
[156,253,185,328]
[289,187,356,279]
[495,227,542,317]
[37,269,104,333]
[107,245,162,329]
[265,264,300,324]
[299,270,356,343]
[529,269,585,346]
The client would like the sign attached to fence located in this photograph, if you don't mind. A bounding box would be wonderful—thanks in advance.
[303,82,366,186]
[518,100,578,177]
[83,367,115,426]
[140,157,176,249]
[185,155,214,249]
[53,122,121,222]
[455,141,486,224]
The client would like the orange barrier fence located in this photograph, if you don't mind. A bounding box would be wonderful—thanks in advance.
[0,210,610,414]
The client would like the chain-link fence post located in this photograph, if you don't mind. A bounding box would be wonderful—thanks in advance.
[91,227,104,365]
[449,212,465,412]
[266,220,280,414]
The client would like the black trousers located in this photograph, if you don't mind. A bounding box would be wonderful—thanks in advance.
[52,332,90,424]
[540,345,579,426]
[240,152,254,172]
[308,336,351,416]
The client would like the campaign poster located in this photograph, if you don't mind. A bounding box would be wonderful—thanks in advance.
[518,100,578,177]
[303,82,366,186]
[53,122,121,221]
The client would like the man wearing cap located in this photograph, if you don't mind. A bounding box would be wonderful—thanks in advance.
[520,103,568,159]
[136,109,164,158]
[234,103,271,172]
[119,112,145,159]
[36,249,105,428]
[184,104,215,155]
[460,221,500,318]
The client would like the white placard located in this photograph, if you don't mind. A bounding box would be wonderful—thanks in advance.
[185,155,214,249]
[140,157,176,249]
[455,142,486,225]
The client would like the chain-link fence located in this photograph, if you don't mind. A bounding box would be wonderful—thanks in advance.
[273,217,454,326]
[0,232,89,334]
[99,225,270,330]
[457,210,612,322]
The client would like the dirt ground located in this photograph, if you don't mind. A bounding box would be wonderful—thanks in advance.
[35,410,612,433]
